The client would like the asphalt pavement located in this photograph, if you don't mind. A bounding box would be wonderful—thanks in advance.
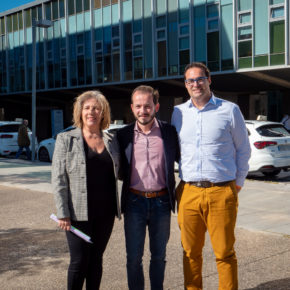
[0,157,289,289]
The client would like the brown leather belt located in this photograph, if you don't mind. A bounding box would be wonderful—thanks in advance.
[130,188,168,198]
[185,180,233,188]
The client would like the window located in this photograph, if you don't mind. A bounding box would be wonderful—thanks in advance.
[270,21,285,65]
[207,4,219,32]
[59,0,65,18]
[68,0,75,15]
[206,3,220,71]
[45,3,52,20]
[94,0,101,9]
[237,9,252,68]
[157,41,166,77]
[25,10,31,28]
[156,15,166,28]
[238,26,252,40]
[52,0,59,20]
[269,1,285,65]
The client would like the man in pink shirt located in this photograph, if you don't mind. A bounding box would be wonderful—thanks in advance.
[117,85,179,290]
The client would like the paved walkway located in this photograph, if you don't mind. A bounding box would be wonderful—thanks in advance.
[1,157,289,236]
[0,157,290,289]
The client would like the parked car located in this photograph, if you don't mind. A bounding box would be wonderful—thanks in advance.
[37,126,75,162]
[246,120,290,176]
[37,124,126,162]
[0,121,36,156]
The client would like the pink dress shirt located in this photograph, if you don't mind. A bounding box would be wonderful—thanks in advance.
[130,119,166,191]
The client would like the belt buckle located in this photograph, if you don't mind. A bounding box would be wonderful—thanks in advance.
[145,192,152,198]
[196,181,202,187]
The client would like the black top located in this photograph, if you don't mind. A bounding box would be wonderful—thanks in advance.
[84,140,116,220]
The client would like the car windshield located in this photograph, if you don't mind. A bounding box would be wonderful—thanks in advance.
[256,125,290,137]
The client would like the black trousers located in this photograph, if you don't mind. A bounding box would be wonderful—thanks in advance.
[66,215,115,290]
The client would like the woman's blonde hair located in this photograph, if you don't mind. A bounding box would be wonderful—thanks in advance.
[73,90,111,130]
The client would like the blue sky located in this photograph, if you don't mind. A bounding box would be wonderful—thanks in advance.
[0,0,34,13]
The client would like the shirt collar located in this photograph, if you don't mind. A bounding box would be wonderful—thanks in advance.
[187,93,217,109]
[134,118,159,133]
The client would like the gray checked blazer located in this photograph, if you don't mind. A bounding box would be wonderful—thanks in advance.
[52,127,121,221]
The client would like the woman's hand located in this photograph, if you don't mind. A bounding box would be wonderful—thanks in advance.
[58,217,71,231]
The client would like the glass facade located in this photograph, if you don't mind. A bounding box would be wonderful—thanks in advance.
[0,0,289,94]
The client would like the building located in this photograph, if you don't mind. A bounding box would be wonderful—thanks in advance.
[0,0,289,140]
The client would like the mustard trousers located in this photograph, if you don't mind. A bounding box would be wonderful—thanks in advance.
[176,181,238,290]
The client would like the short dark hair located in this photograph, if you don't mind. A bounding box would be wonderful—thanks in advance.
[184,62,211,79]
[131,85,159,105]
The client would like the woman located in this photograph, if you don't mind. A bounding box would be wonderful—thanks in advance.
[52,90,121,290]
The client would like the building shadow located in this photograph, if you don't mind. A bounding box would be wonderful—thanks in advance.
[0,227,68,275]
[244,277,290,289]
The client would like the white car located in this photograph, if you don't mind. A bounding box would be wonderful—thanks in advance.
[0,121,35,156]
[37,124,126,162]
[246,120,290,176]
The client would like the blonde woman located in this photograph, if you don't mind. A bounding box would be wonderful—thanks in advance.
[52,90,120,290]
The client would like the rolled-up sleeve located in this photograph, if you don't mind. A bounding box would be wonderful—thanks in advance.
[51,134,70,219]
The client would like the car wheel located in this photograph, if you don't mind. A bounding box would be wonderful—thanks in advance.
[262,169,281,177]
[38,147,50,162]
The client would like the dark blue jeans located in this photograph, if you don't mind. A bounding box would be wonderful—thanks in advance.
[124,192,171,290]
[15,146,31,160]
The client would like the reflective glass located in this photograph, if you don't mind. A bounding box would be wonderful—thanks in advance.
[113,38,119,47]
[7,16,12,33]
[158,41,166,76]
[179,0,189,23]
[13,14,18,32]
[112,26,119,37]
[77,34,84,44]
[18,12,23,30]
[207,31,219,66]
[156,15,166,28]
[208,19,218,30]
[76,0,83,13]
[77,13,84,32]
[271,7,284,19]
[37,5,42,20]
[113,52,120,81]
[240,12,251,24]
[60,0,65,18]
[1,18,5,34]
[52,0,59,20]
[134,34,141,43]
[32,7,37,21]
[133,20,142,33]
[102,0,110,7]
[207,4,219,18]
[134,57,143,79]
[238,27,252,40]
[238,40,252,57]
[179,37,189,49]
[157,30,165,39]
[68,0,75,15]
[84,0,90,11]
[238,0,251,11]
[25,10,31,28]
[133,45,142,56]
[180,25,189,35]
[124,51,132,80]
[270,21,285,54]
[157,0,166,15]
[94,0,101,9]
[45,3,52,20]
